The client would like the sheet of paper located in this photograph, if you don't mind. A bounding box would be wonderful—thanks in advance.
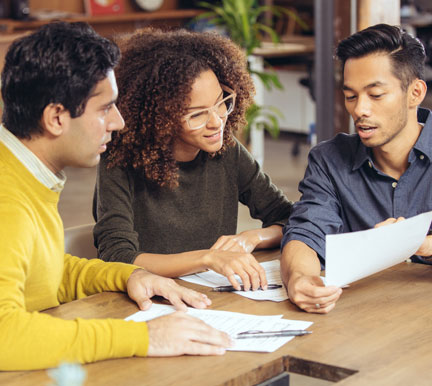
[126,304,312,353]
[180,260,288,302]
[325,211,432,287]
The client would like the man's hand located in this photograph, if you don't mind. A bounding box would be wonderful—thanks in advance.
[146,312,233,356]
[203,249,267,291]
[375,217,432,257]
[127,269,211,311]
[287,273,342,314]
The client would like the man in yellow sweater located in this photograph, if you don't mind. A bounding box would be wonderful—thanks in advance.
[0,21,231,371]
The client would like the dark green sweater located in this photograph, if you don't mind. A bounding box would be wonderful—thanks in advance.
[93,139,292,263]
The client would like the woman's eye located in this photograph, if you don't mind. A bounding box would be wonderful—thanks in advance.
[190,112,205,119]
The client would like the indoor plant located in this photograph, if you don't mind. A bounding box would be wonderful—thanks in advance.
[196,0,308,141]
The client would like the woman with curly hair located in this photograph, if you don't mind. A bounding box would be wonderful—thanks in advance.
[93,27,292,291]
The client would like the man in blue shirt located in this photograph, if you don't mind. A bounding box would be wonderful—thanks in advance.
[281,23,432,313]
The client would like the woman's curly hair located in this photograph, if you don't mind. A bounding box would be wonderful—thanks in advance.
[107,27,255,188]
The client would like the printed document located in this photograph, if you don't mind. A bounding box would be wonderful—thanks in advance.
[126,304,312,352]
[180,260,288,302]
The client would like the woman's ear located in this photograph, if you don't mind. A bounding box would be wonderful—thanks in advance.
[408,79,427,108]
[40,103,69,137]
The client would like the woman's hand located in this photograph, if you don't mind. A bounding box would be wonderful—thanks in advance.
[203,248,267,291]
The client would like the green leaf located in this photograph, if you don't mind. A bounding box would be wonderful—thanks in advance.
[193,0,308,140]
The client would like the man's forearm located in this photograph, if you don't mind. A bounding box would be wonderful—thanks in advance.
[280,240,321,287]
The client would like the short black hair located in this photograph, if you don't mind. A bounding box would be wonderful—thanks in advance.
[336,23,426,90]
[1,21,120,139]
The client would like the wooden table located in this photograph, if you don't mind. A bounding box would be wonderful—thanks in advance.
[1,250,432,386]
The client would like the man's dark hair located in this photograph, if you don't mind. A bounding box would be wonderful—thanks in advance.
[336,23,426,90]
[1,21,120,139]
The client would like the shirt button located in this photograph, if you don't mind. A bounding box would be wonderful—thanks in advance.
[368,161,372,168]
[392,182,397,188]
[420,155,425,160]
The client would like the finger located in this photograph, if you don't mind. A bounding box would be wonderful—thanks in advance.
[313,290,343,306]
[164,292,188,312]
[306,286,343,304]
[306,294,341,310]
[300,287,342,312]
[303,283,342,298]
[241,263,262,291]
[251,261,267,290]
[417,235,432,256]
[140,299,152,311]
[226,273,242,291]
[132,291,153,311]
[184,319,233,348]
[374,218,397,228]
[290,285,341,309]
[182,342,226,356]
[304,302,336,314]
[179,288,212,309]
[235,269,251,291]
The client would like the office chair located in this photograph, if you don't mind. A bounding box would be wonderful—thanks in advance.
[64,223,98,259]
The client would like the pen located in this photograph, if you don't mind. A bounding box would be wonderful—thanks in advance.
[211,284,283,292]
[235,330,312,339]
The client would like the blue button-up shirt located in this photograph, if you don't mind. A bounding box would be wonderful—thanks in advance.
[282,108,432,264]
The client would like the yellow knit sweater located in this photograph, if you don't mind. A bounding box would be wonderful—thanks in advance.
[0,142,148,370]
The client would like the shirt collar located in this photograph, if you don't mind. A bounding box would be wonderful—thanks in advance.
[412,108,432,161]
[0,125,66,192]
[352,138,372,171]
[352,107,432,171]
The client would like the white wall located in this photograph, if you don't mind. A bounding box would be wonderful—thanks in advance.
[263,69,315,134]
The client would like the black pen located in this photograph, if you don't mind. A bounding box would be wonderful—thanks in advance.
[211,284,283,292]
[235,330,312,339]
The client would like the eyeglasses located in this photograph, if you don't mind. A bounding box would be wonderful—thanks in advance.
[183,85,236,130]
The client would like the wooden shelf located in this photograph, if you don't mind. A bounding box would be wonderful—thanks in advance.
[0,9,202,35]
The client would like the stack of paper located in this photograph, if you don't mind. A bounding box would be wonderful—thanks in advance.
[126,304,312,353]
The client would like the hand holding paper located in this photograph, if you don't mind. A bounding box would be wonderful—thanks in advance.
[325,211,432,287]
[375,217,432,257]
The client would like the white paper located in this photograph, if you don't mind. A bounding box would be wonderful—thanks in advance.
[180,260,288,302]
[325,211,432,287]
[126,304,312,352]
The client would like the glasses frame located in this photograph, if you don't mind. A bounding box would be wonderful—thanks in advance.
[183,84,237,131]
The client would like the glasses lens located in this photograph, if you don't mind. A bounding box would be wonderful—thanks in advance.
[188,110,209,130]
[186,92,235,130]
